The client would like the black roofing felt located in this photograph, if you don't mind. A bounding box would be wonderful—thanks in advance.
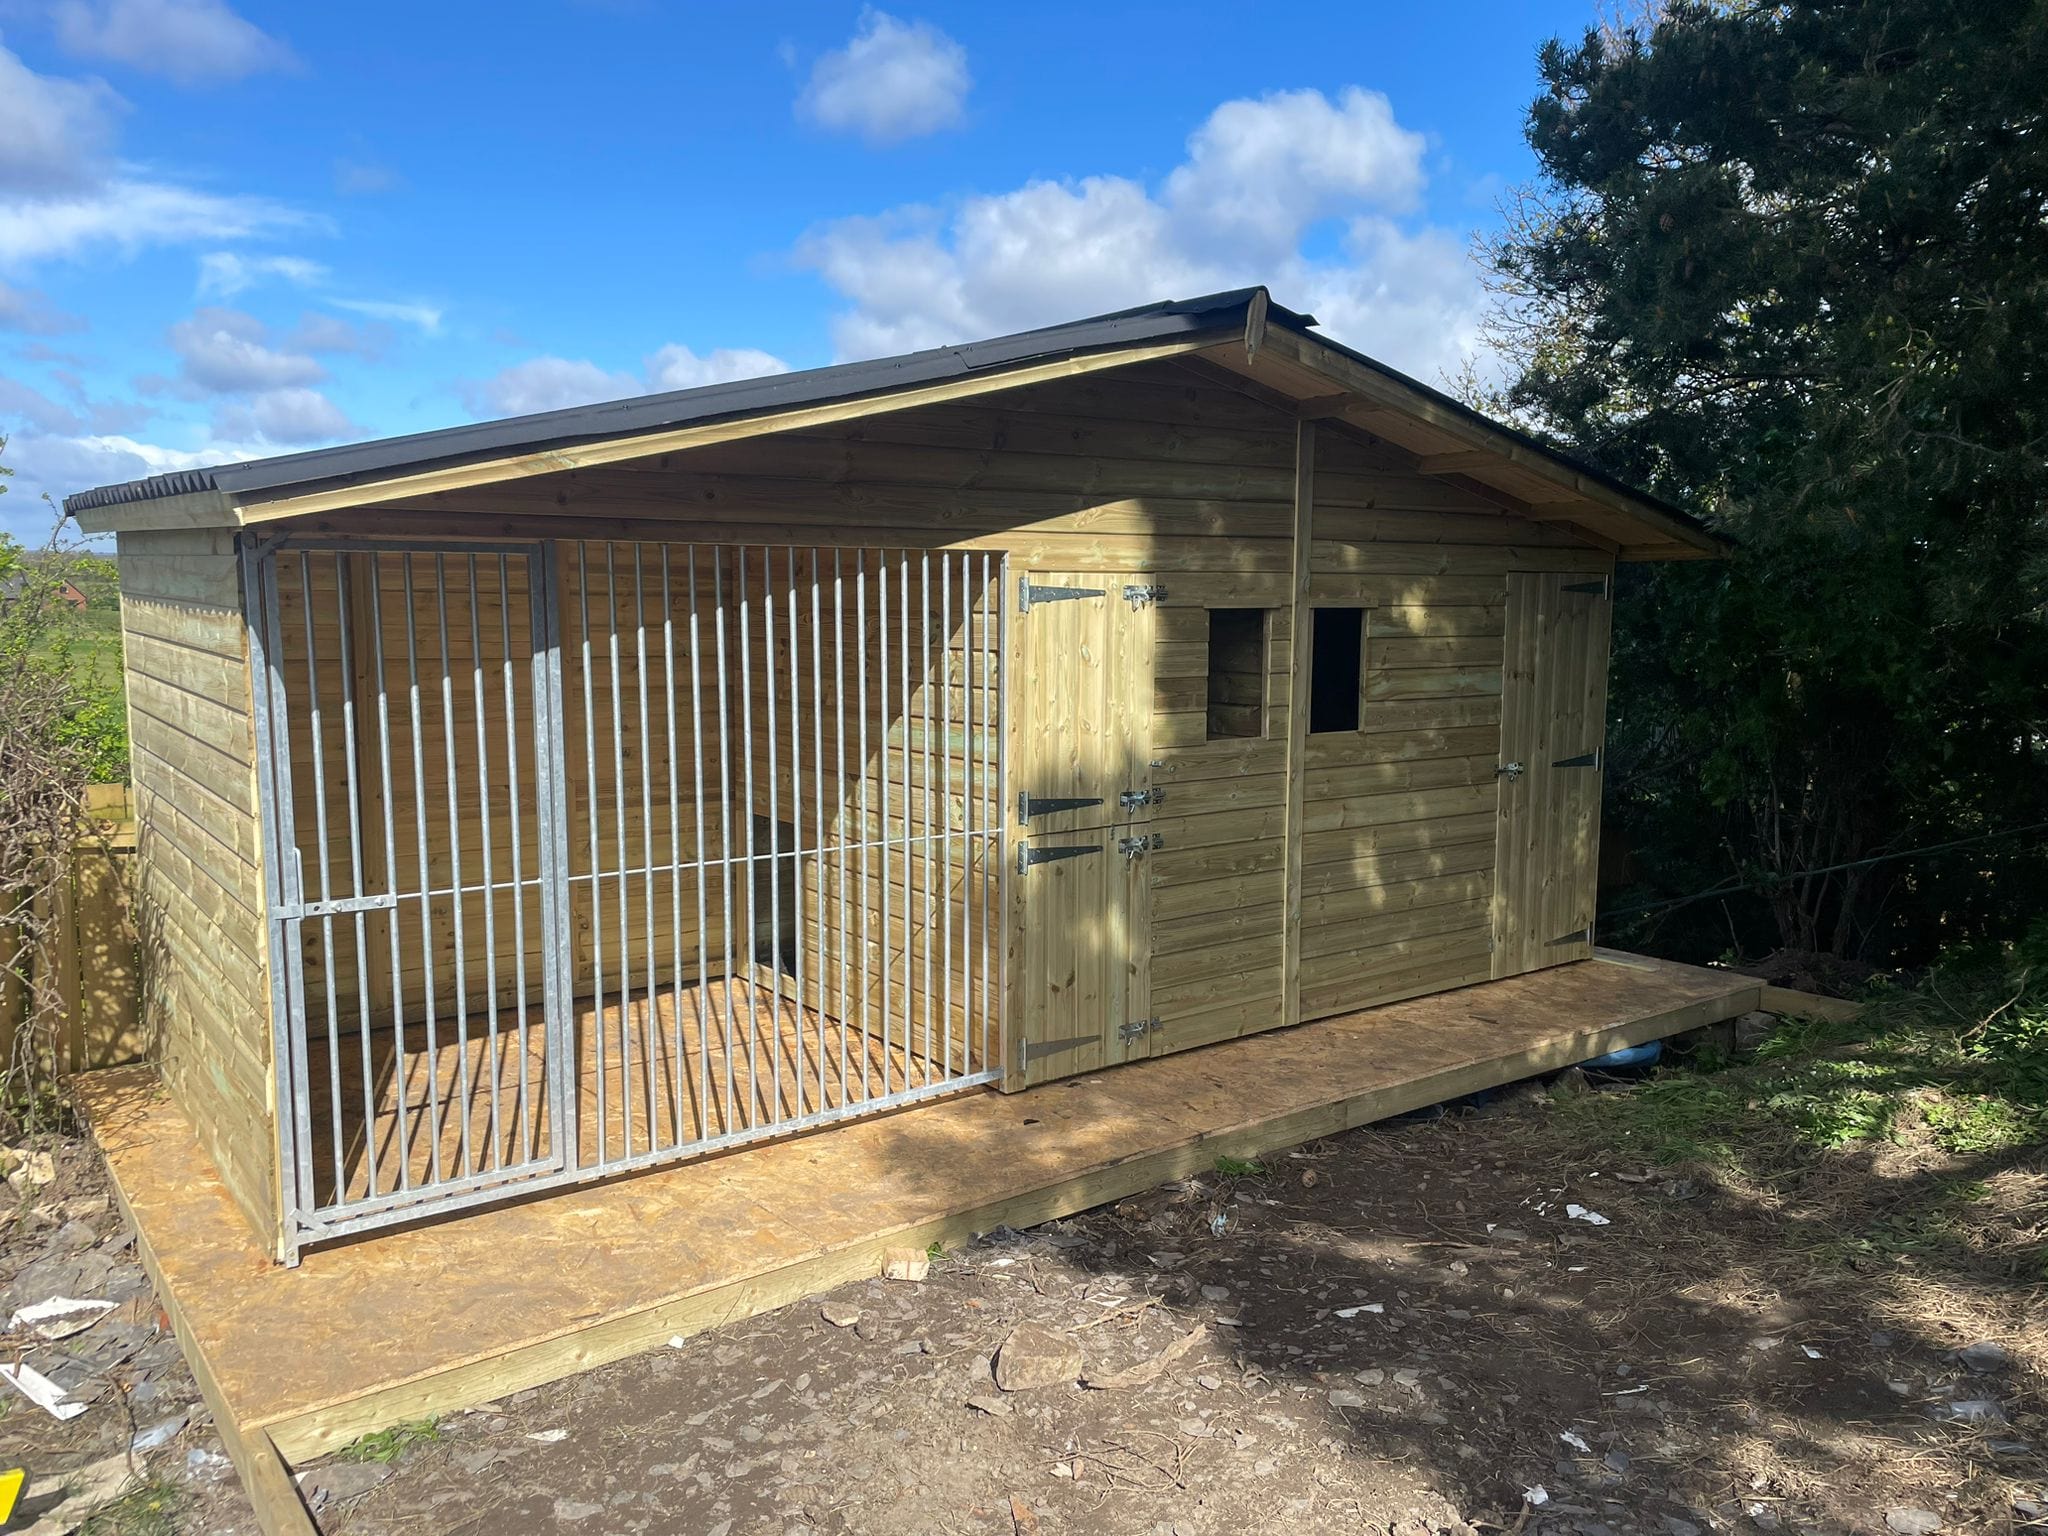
[65,290,1280,514]
[65,286,1711,545]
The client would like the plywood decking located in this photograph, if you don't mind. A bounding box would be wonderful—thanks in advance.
[302,977,961,1206]
[82,949,1758,1513]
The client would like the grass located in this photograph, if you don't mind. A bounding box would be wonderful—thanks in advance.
[336,1417,443,1463]
[1214,1155,1266,1177]
[78,1479,183,1536]
[1546,937,2048,1284]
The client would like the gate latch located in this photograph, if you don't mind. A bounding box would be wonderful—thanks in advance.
[1119,787,1165,811]
[1018,578,1106,614]
[1118,833,1164,860]
[1497,760,1525,781]
[1017,840,1102,875]
[1119,1017,1159,1043]
[1123,583,1168,608]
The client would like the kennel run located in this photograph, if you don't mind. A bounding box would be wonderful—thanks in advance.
[72,288,1727,1264]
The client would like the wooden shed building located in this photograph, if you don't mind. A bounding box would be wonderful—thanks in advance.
[73,288,1724,1265]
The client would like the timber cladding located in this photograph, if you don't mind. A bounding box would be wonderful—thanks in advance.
[105,347,1635,1257]
[116,526,279,1246]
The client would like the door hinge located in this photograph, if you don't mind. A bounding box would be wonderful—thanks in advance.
[1123,583,1168,608]
[1017,791,1104,826]
[1017,840,1103,875]
[1018,578,1105,614]
[1119,787,1165,811]
[1552,750,1601,769]
[1562,577,1610,597]
[1119,1017,1159,1043]
[1550,925,1594,946]
[1118,832,1164,860]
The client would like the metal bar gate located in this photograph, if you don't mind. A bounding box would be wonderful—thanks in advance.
[247,538,1007,1257]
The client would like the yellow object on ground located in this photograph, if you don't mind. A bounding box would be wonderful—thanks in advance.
[0,1466,25,1523]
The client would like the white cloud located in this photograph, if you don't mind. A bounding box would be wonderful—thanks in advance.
[796,85,1486,386]
[330,296,443,335]
[645,344,790,392]
[465,344,789,419]
[333,157,399,196]
[1164,87,1427,257]
[196,250,327,298]
[0,278,85,334]
[798,9,968,145]
[0,42,122,196]
[51,0,294,85]
[213,385,352,445]
[462,357,633,418]
[0,177,309,266]
[1,429,234,535]
[286,310,388,358]
[165,305,324,393]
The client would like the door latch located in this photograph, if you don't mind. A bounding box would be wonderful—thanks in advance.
[1123,583,1168,608]
[1498,761,1525,781]
[1118,787,1165,811]
[1118,833,1164,860]
[1119,1017,1159,1043]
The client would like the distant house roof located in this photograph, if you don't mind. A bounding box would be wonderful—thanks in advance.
[67,288,1725,559]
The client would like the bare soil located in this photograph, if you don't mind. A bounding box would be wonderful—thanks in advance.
[5,1063,2040,1536]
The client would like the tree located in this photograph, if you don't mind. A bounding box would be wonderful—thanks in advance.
[1474,0,2048,968]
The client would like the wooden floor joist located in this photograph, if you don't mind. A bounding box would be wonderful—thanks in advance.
[77,951,1758,1494]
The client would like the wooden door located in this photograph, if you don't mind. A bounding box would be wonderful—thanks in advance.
[1491,571,1613,976]
[1011,571,1157,1084]
[1013,572,1155,835]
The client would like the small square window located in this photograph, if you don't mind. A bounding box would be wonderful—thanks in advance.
[1205,608,1267,741]
[1309,607,1365,734]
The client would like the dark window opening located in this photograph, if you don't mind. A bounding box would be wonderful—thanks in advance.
[1309,607,1365,734]
[1205,608,1267,740]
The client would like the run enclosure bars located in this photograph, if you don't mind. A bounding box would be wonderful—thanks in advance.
[248,537,1005,1247]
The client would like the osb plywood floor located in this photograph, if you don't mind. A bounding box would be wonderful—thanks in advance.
[302,977,980,1206]
[79,952,1759,1464]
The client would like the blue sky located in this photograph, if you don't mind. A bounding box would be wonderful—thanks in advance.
[0,0,1601,538]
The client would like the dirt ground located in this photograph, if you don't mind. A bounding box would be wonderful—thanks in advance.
[0,1136,260,1534]
[4,1049,2041,1536]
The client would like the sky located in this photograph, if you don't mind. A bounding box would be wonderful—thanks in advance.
[0,0,1603,539]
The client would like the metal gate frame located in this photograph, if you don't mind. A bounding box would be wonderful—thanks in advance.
[246,536,577,1261]
[245,535,1011,1263]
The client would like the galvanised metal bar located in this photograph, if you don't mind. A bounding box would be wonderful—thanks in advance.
[333,555,379,1199]
[876,547,892,1096]
[737,547,761,1130]
[241,540,304,1261]
[941,552,954,1082]
[604,543,634,1162]
[855,552,873,1103]
[434,553,476,1179]
[897,551,912,1094]
[764,545,784,1124]
[809,548,827,1114]
[831,549,849,1105]
[921,552,935,1087]
[576,543,606,1163]
[366,556,411,1191]
[632,545,659,1151]
[467,554,503,1173]
[661,546,688,1150]
[683,546,712,1145]
[297,551,345,1202]
[498,554,534,1166]
[713,547,737,1134]
[401,555,446,1185]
